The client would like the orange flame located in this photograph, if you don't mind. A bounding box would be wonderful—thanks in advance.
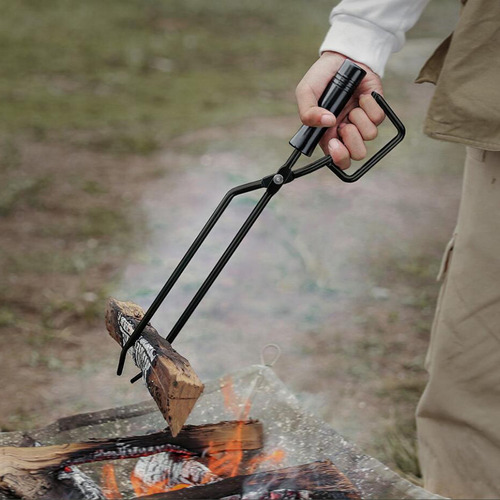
[130,470,192,496]
[207,376,286,478]
[206,420,244,477]
[221,376,251,420]
[101,464,123,500]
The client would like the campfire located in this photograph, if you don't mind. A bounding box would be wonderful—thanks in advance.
[0,387,359,500]
[0,299,437,500]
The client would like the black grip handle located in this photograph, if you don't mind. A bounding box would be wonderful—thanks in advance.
[290,59,366,157]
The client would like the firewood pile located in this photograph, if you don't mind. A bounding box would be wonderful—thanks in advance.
[0,421,359,499]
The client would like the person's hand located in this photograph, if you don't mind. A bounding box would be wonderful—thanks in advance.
[295,51,385,169]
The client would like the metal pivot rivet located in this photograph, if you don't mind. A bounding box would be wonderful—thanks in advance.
[273,174,284,185]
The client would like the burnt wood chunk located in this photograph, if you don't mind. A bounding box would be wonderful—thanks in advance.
[139,460,361,500]
[105,298,204,437]
[0,421,263,499]
[163,420,264,454]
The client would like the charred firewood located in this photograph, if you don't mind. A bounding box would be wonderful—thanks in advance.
[0,441,189,500]
[0,462,106,500]
[138,460,360,500]
[56,466,106,500]
[105,298,204,437]
[165,420,263,454]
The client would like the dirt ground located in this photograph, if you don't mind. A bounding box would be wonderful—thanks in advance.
[0,0,463,484]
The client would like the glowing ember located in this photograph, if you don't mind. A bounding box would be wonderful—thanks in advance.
[130,472,170,495]
[101,463,123,500]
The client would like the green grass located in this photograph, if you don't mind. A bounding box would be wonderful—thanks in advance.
[0,174,52,215]
[0,0,334,153]
[375,417,422,484]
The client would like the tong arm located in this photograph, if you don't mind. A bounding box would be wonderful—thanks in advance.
[116,178,264,376]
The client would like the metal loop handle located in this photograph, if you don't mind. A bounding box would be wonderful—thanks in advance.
[326,92,405,183]
[260,344,281,367]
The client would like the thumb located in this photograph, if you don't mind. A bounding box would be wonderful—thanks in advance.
[295,82,337,128]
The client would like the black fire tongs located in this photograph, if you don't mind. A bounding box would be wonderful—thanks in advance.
[117,59,405,382]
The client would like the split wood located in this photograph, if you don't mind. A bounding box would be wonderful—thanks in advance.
[105,298,204,436]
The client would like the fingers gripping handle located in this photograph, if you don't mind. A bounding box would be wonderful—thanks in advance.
[290,59,366,157]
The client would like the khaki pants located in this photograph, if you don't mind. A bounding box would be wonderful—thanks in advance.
[416,148,500,499]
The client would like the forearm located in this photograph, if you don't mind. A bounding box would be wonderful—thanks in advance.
[320,0,430,76]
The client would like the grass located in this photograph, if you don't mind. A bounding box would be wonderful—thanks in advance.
[0,174,52,215]
[0,0,335,153]
[376,417,423,484]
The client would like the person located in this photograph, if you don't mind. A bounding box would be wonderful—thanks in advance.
[295,1,500,498]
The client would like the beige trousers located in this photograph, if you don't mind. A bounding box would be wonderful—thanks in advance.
[416,147,500,499]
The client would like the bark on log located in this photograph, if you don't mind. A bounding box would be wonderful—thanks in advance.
[105,298,204,437]
[139,460,360,500]
[0,420,263,499]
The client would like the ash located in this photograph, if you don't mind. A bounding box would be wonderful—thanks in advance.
[57,467,106,500]
[134,451,219,487]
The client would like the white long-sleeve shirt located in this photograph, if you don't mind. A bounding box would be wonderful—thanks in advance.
[319,0,431,76]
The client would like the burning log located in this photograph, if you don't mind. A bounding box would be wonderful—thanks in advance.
[0,420,262,500]
[163,420,263,454]
[105,298,204,436]
[138,460,360,500]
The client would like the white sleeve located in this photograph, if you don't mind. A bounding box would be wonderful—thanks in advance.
[319,0,431,76]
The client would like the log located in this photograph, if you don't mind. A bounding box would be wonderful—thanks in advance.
[159,420,263,454]
[105,298,204,437]
[0,420,263,499]
[0,438,106,500]
[139,460,361,500]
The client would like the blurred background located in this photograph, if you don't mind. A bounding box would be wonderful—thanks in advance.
[0,0,462,485]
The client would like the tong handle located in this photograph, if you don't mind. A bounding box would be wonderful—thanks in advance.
[289,59,366,157]
[326,91,405,183]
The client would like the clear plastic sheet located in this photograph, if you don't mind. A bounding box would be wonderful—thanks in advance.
[0,365,445,499]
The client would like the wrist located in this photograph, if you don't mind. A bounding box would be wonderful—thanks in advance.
[320,51,375,74]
